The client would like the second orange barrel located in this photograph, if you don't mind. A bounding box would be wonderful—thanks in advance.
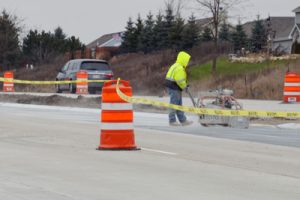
[3,71,14,92]
[283,72,300,103]
[76,70,88,94]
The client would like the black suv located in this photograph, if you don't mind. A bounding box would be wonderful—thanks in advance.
[56,59,113,94]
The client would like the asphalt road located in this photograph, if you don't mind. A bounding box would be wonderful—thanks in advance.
[0,103,300,200]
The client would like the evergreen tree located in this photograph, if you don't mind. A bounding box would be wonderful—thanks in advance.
[138,12,155,53]
[0,10,21,70]
[23,30,57,63]
[121,17,137,53]
[53,26,67,52]
[170,15,185,50]
[22,30,40,63]
[23,28,83,64]
[152,12,164,51]
[134,14,144,52]
[39,30,56,61]
[219,22,230,41]
[250,16,267,52]
[231,22,247,52]
[182,14,199,49]
[201,26,213,42]
[65,36,84,57]
[162,3,175,48]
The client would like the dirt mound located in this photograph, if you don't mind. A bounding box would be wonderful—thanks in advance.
[0,94,167,113]
[0,94,101,108]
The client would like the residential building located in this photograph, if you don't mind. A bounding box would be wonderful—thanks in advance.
[272,6,300,54]
[86,32,123,60]
[242,6,300,54]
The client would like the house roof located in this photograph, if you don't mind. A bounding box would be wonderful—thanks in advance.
[86,32,123,49]
[195,17,213,28]
[288,24,300,38]
[292,6,300,13]
[242,17,295,39]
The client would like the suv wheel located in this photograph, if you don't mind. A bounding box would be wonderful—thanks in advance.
[55,84,62,93]
[69,83,76,94]
[89,88,96,94]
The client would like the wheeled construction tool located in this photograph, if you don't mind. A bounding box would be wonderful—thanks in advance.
[186,88,250,129]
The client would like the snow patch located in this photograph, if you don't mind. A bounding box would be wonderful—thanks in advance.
[277,123,300,130]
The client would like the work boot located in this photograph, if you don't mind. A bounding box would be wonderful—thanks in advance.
[169,122,181,126]
[181,120,193,126]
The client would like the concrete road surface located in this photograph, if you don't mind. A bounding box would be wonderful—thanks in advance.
[0,103,300,200]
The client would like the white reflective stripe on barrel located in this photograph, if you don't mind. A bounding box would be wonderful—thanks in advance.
[77,78,87,81]
[101,103,133,110]
[284,83,300,87]
[284,92,300,95]
[3,83,14,87]
[76,85,88,88]
[288,97,297,102]
[101,122,133,130]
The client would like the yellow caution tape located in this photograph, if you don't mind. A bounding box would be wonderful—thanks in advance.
[116,78,300,118]
[0,77,108,85]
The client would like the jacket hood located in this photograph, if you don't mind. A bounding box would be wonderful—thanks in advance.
[176,51,191,68]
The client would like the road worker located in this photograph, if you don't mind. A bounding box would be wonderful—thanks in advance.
[164,51,193,126]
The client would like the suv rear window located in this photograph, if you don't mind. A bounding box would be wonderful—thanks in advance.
[80,62,110,71]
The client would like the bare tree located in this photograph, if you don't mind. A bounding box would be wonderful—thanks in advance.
[194,0,242,76]
[165,0,186,17]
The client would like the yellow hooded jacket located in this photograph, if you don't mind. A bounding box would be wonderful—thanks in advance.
[165,51,191,90]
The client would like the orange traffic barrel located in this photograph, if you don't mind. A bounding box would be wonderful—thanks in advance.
[98,80,139,150]
[76,70,88,94]
[283,72,300,103]
[3,71,14,92]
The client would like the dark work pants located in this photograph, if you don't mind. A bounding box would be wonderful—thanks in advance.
[168,88,187,123]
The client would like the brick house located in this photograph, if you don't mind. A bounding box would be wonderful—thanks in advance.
[86,32,123,60]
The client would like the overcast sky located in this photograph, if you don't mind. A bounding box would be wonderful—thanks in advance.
[0,0,299,44]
